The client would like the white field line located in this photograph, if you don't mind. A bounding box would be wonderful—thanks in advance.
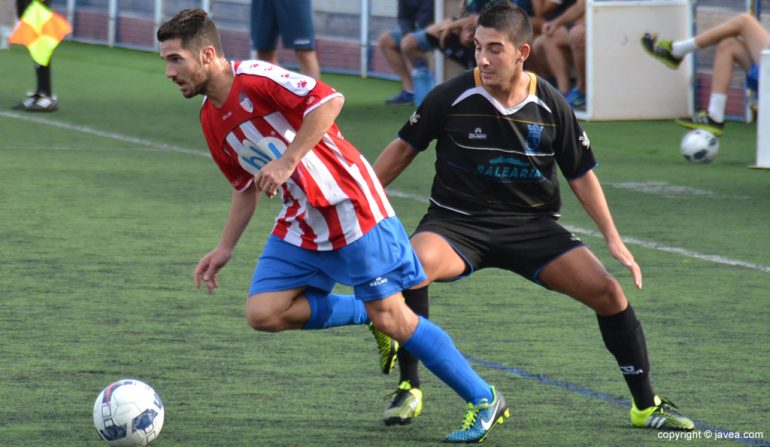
[3,110,769,274]
[0,111,211,158]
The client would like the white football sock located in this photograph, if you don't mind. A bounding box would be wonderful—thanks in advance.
[671,38,698,58]
[708,93,727,123]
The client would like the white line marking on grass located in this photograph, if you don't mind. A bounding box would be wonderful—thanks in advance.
[607,181,749,200]
[0,111,210,158]
[386,191,770,274]
[3,111,768,274]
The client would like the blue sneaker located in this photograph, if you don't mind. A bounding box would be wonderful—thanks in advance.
[565,88,586,110]
[444,387,509,443]
[385,89,414,105]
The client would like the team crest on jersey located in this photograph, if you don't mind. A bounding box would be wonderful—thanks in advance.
[409,112,420,125]
[525,124,544,154]
[239,92,254,113]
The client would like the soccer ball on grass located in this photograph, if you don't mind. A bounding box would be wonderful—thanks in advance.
[93,379,164,447]
[680,129,719,163]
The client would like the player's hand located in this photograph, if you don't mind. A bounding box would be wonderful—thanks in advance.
[439,25,453,48]
[460,19,477,47]
[542,21,557,36]
[254,157,294,198]
[194,247,232,294]
[608,239,643,290]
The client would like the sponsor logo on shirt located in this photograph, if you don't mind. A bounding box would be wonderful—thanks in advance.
[475,156,543,181]
[468,127,487,140]
[229,135,286,175]
[409,112,420,125]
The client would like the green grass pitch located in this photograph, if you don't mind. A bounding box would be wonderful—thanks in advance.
[1,42,768,446]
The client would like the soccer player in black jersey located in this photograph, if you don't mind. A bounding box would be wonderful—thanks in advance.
[374,1,695,433]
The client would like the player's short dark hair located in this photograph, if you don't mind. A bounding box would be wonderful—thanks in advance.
[477,1,533,45]
[157,8,224,56]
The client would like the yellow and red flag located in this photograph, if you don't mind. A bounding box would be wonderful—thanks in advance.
[8,0,72,66]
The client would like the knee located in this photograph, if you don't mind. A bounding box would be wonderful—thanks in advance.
[592,275,627,314]
[368,312,398,337]
[365,297,417,341]
[532,35,545,53]
[401,35,423,60]
[244,301,284,332]
[401,34,417,52]
[568,26,585,50]
[735,13,756,28]
[379,32,395,50]
[715,37,740,56]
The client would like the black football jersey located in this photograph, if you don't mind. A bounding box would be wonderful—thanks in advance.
[398,69,596,219]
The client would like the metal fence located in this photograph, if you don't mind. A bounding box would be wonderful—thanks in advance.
[34,0,770,120]
[49,0,403,78]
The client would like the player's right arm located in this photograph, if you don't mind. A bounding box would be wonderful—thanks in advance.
[194,182,260,294]
[373,138,419,188]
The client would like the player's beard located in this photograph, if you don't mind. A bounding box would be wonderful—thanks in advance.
[183,76,208,98]
[181,66,209,98]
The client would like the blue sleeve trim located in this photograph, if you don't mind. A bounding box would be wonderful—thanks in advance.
[396,132,427,152]
[563,162,598,181]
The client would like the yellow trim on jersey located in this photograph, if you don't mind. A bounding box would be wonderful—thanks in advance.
[527,71,537,96]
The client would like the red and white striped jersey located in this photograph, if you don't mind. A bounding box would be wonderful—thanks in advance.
[200,60,395,251]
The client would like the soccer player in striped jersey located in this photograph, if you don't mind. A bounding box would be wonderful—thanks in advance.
[158,8,508,443]
[374,1,694,433]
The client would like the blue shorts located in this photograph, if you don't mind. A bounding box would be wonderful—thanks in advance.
[251,0,315,51]
[388,28,433,52]
[747,63,759,92]
[746,44,770,93]
[249,217,426,301]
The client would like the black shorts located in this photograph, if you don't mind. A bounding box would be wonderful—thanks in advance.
[413,206,584,284]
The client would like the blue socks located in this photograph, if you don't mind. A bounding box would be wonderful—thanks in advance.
[403,317,493,405]
[302,290,369,330]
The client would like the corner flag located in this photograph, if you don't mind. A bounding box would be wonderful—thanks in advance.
[8,0,71,66]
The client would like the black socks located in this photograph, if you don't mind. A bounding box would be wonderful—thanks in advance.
[597,305,655,409]
[399,285,429,388]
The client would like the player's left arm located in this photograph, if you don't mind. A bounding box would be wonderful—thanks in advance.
[254,95,344,197]
[568,170,643,289]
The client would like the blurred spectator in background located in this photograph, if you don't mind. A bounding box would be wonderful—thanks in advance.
[12,0,58,111]
[642,13,770,136]
[530,0,585,109]
[251,0,320,79]
[399,0,534,106]
[379,0,435,105]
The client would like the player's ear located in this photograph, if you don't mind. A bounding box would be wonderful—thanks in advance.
[200,44,217,65]
[518,42,531,63]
